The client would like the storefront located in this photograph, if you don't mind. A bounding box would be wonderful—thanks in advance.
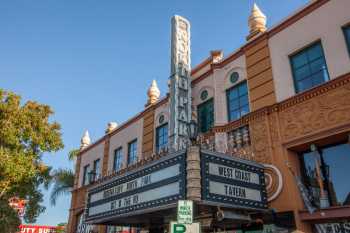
[81,148,300,233]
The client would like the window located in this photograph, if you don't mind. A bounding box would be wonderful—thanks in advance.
[127,139,137,165]
[156,123,168,152]
[93,159,100,181]
[301,142,350,208]
[197,99,214,133]
[200,90,208,101]
[226,81,249,122]
[343,25,350,56]
[290,41,329,93]
[113,147,123,172]
[230,72,239,84]
[82,164,90,186]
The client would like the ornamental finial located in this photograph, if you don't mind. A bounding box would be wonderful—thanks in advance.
[106,122,118,133]
[80,130,91,149]
[248,3,267,39]
[147,80,160,105]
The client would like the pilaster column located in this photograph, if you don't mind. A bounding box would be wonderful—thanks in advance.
[186,146,201,201]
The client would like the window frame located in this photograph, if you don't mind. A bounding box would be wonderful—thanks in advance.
[127,139,138,165]
[93,159,100,181]
[155,123,168,153]
[342,23,350,57]
[289,40,330,94]
[113,147,123,172]
[197,98,214,133]
[226,80,250,122]
[299,139,350,207]
[82,164,90,186]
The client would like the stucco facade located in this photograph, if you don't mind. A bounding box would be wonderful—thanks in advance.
[269,0,350,101]
[68,1,350,232]
[107,118,143,172]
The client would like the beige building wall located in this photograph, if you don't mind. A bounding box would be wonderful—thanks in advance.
[107,118,143,172]
[191,54,247,126]
[192,74,214,108]
[78,142,105,188]
[154,101,169,129]
[269,0,350,102]
[212,54,247,125]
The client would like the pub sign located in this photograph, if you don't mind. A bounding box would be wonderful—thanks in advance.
[201,150,268,210]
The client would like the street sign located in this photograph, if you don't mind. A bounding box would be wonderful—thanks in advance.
[85,151,186,223]
[170,222,200,233]
[177,200,193,224]
[201,150,268,210]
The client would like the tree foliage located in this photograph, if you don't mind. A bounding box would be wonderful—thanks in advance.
[49,168,74,206]
[0,199,21,233]
[0,89,63,229]
[68,148,79,161]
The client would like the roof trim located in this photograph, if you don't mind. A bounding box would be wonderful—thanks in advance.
[78,95,169,156]
[190,0,330,86]
[191,57,212,76]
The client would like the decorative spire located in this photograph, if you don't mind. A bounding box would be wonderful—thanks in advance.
[247,3,267,40]
[80,130,91,149]
[105,122,118,134]
[147,80,160,105]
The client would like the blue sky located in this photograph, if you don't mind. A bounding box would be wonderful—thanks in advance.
[0,0,308,226]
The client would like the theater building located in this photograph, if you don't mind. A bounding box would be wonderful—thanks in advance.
[67,0,350,232]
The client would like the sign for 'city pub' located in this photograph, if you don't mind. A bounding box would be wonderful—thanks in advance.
[201,150,268,210]
[85,151,186,223]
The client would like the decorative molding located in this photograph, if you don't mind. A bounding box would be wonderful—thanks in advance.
[191,57,212,76]
[102,136,110,176]
[186,146,201,201]
[280,88,350,141]
[263,164,283,202]
[213,72,350,135]
[249,116,271,164]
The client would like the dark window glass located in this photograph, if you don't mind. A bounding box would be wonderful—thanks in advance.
[226,81,250,122]
[290,42,329,93]
[156,123,168,153]
[93,159,100,180]
[82,164,90,186]
[113,148,123,172]
[230,72,239,84]
[301,143,350,208]
[127,139,137,165]
[197,99,214,133]
[343,25,350,56]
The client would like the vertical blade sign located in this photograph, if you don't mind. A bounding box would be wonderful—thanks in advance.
[169,15,192,151]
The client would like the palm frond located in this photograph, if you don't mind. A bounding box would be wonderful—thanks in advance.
[49,168,74,206]
[68,149,80,161]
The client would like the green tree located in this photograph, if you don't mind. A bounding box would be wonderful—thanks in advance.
[0,89,63,231]
[48,148,78,206]
[49,168,74,206]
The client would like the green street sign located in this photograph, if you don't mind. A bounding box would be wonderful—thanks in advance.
[177,200,193,224]
[170,222,200,233]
